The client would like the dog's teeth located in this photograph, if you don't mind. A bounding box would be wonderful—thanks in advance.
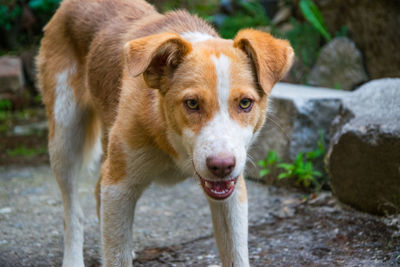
[227,181,234,188]
[205,181,212,188]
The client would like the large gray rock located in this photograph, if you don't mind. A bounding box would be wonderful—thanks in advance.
[247,83,349,182]
[307,37,368,91]
[315,0,400,79]
[327,79,400,215]
[0,56,24,93]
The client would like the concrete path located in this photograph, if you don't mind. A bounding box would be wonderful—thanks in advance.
[0,166,399,266]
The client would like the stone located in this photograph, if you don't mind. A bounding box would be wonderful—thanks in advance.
[307,37,368,90]
[247,83,350,182]
[271,6,291,25]
[0,56,24,93]
[326,79,400,215]
[281,56,308,84]
[13,121,48,136]
[20,49,38,89]
[315,0,400,79]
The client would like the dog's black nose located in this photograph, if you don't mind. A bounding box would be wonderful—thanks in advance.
[206,154,236,178]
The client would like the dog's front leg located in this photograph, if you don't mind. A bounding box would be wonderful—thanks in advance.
[208,175,249,267]
[101,175,147,267]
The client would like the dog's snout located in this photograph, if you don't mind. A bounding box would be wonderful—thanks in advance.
[206,154,236,178]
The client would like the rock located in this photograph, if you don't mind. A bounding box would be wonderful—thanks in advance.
[271,6,291,25]
[247,83,350,182]
[0,56,24,93]
[276,22,294,35]
[326,79,400,215]
[307,37,368,90]
[13,121,48,136]
[281,56,309,84]
[0,207,12,214]
[315,0,400,79]
[20,48,38,90]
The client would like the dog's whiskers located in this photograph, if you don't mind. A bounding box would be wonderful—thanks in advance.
[266,115,290,141]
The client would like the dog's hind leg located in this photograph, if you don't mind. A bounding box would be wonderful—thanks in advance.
[208,175,249,267]
[47,65,101,267]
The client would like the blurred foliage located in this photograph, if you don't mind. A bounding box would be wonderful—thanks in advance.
[0,0,61,51]
[218,1,270,39]
[282,19,321,67]
[0,0,22,31]
[0,99,12,111]
[258,130,327,191]
[7,145,47,157]
[257,150,280,177]
[29,0,61,22]
[0,0,336,76]
[29,0,60,12]
[299,0,331,41]
[161,0,218,18]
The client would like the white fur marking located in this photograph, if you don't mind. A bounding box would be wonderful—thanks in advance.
[54,65,77,127]
[211,54,231,113]
[181,31,214,43]
[208,180,249,266]
[191,54,253,180]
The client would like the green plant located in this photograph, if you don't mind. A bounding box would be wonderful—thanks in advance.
[218,1,270,39]
[257,131,327,190]
[299,0,331,41]
[278,131,326,189]
[7,146,47,157]
[28,0,61,13]
[283,18,321,67]
[162,0,218,19]
[0,0,22,31]
[257,150,280,177]
[28,0,61,23]
[335,25,348,38]
[0,99,12,111]
[278,152,322,188]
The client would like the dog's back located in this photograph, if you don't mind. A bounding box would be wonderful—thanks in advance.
[36,5,219,263]
[37,0,217,138]
[37,0,157,132]
[37,1,294,266]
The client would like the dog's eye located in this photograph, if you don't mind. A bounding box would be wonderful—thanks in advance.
[239,98,253,112]
[185,99,199,111]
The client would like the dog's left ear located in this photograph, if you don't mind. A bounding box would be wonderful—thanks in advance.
[233,29,294,94]
[124,33,192,91]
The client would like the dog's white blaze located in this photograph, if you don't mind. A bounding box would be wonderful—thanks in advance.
[211,54,230,113]
[54,65,77,127]
[192,54,253,180]
[181,31,214,43]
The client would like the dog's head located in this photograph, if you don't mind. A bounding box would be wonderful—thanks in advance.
[125,30,293,200]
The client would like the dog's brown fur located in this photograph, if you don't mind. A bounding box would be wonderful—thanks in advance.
[37,0,293,266]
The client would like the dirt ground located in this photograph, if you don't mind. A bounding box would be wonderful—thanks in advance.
[0,166,399,267]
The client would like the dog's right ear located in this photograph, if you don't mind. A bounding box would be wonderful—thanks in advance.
[124,33,192,92]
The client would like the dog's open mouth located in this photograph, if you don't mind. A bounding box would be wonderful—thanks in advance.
[198,175,238,200]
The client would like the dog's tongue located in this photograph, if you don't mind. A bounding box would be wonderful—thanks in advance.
[200,178,237,200]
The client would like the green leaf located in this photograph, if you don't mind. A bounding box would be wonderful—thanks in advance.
[259,169,270,177]
[257,160,266,167]
[312,171,322,177]
[278,173,291,179]
[266,150,279,165]
[299,0,331,41]
[278,163,292,170]
[29,0,44,9]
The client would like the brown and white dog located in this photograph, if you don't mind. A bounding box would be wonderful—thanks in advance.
[37,0,293,266]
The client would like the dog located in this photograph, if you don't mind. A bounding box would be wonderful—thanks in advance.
[37,0,293,266]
